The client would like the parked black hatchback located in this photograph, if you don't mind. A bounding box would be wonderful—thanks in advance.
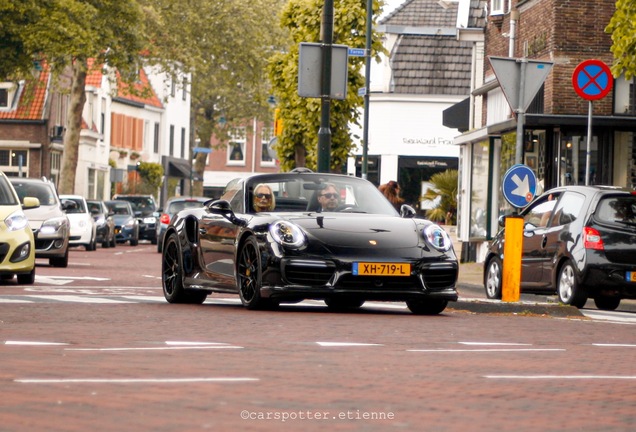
[484,185,636,310]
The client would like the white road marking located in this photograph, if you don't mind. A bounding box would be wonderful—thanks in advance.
[41,276,111,281]
[26,295,132,304]
[484,375,636,380]
[408,348,565,353]
[5,341,69,346]
[15,377,259,384]
[165,341,230,346]
[592,343,636,347]
[317,342,383,347]
[459,342,532,346]
[580,309,636,324]
[65,345,243,351]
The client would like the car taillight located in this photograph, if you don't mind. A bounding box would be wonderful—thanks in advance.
[160,213,170,224]
[583,226,604,250]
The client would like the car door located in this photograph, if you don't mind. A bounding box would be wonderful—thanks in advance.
[539,191,586,287]
[520,192,561,285]
[198,185,244,290]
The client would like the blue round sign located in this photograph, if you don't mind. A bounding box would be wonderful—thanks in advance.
[572,59,613,101]
[502,164,538,209]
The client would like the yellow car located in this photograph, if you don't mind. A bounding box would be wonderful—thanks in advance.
[0,172,39,284]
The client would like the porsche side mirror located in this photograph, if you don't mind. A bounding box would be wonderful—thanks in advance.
[207,200,246,227]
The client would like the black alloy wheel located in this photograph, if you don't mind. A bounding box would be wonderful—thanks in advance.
[237,236,272,310]
[162,233,206,304]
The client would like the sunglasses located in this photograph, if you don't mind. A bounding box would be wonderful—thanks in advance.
[320,193,338,199]
[255,193,271,199]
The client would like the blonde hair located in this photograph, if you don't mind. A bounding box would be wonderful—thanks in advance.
[253,183,275,212]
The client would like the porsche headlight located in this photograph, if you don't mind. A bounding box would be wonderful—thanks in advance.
[423,224,452,252]
[269,221,307,249]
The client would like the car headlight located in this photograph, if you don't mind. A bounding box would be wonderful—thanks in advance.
[423,224,452,252]
[40,217,68,235]
[125,219,136,228]
[95,216,106,227]
[5,210,29,232]
[269,221,307,249]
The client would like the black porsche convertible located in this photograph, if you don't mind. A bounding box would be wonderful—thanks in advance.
[161,170,458,315]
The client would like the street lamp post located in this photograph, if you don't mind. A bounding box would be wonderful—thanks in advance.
[317,0,334,173]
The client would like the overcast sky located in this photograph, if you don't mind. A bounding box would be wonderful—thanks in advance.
[380,0,406,18]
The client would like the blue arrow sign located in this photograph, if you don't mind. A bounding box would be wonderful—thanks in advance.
[502,164,538,209]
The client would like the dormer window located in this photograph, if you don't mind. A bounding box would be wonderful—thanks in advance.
[0,82,17,109]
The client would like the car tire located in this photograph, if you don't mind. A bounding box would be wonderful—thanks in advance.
[557,260,587,308]
[86,236,96,251]
[130,235,139,246]
[484,257,503,299]
[102,238,110,248]
[325,297,365,311]
[237,236,272,310]
[151,236,157,245]
[593,296,620,311]
[17,269,35,285]
[162,233,207,304]
[406,298,448,315]
[50,249,69,268]
[110,233,116,248]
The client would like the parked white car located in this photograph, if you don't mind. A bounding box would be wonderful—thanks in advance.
[60,195,97,251]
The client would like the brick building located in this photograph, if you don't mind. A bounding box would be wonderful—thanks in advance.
[447,0,636,262]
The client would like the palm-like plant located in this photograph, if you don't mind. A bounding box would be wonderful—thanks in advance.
[422,169,458,225]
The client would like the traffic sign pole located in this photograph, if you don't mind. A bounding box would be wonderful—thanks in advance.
[571,59,613,185]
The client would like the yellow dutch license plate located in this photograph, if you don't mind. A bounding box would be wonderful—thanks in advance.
[353,262,411,276]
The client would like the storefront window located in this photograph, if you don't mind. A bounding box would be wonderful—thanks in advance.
[559,135,598,186]
[498,132,516,217]
[470,141,489,238]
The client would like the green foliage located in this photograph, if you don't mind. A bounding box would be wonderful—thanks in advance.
[136,161,164,193]
[422,170,459,225]
[267,0,387,172]
[605,0,636,79]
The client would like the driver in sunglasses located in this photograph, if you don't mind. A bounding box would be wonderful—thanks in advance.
[253,184,276,212]
[318,183,340,211]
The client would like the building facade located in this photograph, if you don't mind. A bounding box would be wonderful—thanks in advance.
[448,0,636,262]
[348,0,472,215]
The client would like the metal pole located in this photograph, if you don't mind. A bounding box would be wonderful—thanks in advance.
[515,58,527,165]
[317,0,334,173]
[361,0,373,180]
[585,100,592,185]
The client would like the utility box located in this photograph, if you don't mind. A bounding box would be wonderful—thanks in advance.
[298,42,348,100]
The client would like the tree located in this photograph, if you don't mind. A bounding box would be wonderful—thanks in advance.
[268,0,387,172]
[422,169,459,225]
[1,0,149,194]
[605,0,636,79]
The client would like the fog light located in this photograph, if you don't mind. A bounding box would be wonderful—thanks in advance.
[54,239,64,248]
[10,242,31,263]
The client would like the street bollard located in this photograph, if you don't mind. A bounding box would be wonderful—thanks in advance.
[502,215,523,302]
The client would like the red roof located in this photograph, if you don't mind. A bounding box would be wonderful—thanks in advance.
[116,68,163,109]
[0,67,49,120]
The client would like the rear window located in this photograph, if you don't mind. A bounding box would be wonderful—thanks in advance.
[595,196,636,225]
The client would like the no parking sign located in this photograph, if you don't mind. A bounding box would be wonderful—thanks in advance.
[572,59,613,101]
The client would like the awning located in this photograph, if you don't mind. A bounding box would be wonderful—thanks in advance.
[442,97,470,132]
[162,156,191,178]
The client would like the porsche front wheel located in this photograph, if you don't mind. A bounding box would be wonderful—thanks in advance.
[237,236,272,310]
